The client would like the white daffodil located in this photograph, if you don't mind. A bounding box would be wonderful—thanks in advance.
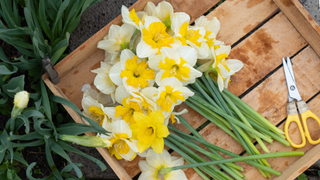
[99,120,138,161]
[81,88,117,126]
[91,61,116,95]
[136,16,175,58]
[138,149,187,180]
[144,1,173,28]
[110,49,155,93]
[148,77,194,113]
[199,45,243,91]
[121,6,147,29]
[11,91,29,118]
[148,46,202,86]
[195,16,224,58]
[97,24,136,63]
[172,15,209,59]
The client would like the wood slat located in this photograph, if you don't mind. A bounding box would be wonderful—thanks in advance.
[273,0,320,58]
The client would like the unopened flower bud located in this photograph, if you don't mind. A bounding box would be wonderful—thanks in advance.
[60,135,112,148]
[11,91,29,118]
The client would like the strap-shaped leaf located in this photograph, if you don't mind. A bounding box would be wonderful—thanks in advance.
[44,138,63,180]
[0,64,17,75]
[26,162,47,180]
[38,0,51,39]
[23,8,35,31]
[5,152,28,166]
[51,33,70,65]
[9,139,45,149]
[57,141,107,171]
[50,95,109,135]
[2,75,24,98]
[60,163,82,174]
[41,80,52,121]
[34,119,52,136]
[10,131,42,141]
[0,145,5,164]
[12,0,21,26]
[23,110,44,119]
[48,138,83,178]
[56,126,100,136]
[17,114,30,134]
[0,1,16,28]
[51,0,70,40]
[0,91,8,105]
[61,0,81,35]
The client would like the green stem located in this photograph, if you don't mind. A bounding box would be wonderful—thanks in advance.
[185,159,210,180]
[168,125,282,176]
[170,151,304,171]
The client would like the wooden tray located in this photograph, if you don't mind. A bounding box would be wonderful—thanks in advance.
[42,0,320,179]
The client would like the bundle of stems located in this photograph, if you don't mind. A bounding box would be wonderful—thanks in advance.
[163,117,302,180]
[169,71,291,178]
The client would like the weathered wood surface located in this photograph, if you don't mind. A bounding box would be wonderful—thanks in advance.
[42,0,320,179]
[273,0,320,58]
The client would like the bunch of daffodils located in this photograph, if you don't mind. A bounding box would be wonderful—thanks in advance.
[81,1,246,179]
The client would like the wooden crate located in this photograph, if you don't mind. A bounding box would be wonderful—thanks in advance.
[42,0,320,179]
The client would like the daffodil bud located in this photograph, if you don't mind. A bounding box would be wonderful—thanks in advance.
[11,91,29,118]
[60,135,112,148]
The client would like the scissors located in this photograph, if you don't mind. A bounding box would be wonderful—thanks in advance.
[283,56,320,148]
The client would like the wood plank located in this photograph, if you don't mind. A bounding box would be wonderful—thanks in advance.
[238,45,320,179]
[273,0,320,58]
[207,0,279,45]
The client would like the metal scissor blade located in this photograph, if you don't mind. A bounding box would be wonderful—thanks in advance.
[286,56,295,82]
[282,58,302,102]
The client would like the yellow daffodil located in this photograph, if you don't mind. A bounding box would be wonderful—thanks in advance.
[136,16,175,58]
[99,120,138,161]
[91,61,116,94]
[110,50,155,93]
[130,111,169,153]
[153,77,194,113]
[148,46,202,85]
[97,24,136,63]
[121,6,147,29]
[115,97,144,124]
[138,149,187,180]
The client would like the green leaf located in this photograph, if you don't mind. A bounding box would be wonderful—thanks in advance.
[57,126,100,135]
[34,119,52,136]
[48,138,83,178]
[44,139,63,180]
[50,95,109,135]
[298,173,308,180]
[10,131,42,141]
[41,80,51,120]
[38,0,51,39]
[17,114,30,134]
[26,162,47,180]
[0,64,17,75]
[2,75,24,98]
[51,0,70,40]
[23,110,44,119]
[57,141,107,171]
[51,33,70,65]
[7,168,22,180]
[60,163,82,174]
[0,91,8,105]
[5,152,28,167]
[0,1,16,28]
[23,8,35,31]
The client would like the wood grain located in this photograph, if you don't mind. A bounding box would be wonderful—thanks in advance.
[273,0,320,58]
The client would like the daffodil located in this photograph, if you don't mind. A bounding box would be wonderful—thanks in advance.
[171,15,209,59]
[91,61,116,95]
[136,16,175,58]
[97,24,136,63]
[130,111,169,153]
[11,91,29,118]
[144,1,173,28]
[81,88,117,126]
[195,16,224,58]
[110,49,155,93]
[99,120,138,161]
[121,6,147,29]
[198,45,243,91]
[148,46,202,85]
[115,97,144,124]
[138,149,187,180]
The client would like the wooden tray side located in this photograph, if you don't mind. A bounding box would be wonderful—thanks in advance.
[273,0,320,58]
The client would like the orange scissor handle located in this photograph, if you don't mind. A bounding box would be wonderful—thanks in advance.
[300,110,320,145]
[284,114,306,148]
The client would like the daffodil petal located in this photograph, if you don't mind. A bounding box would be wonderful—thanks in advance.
[138,160,157,172]
[166,169,188,180]
[227,59,244,73]
[109,62,123,86]
[177,46,197,66]
[138,171,157,180]
[136,39,158,58]
[144,2,156,15]
[169,156,185,167]
[151,138,164,154]
[156,125,169,138]
[146,149,171,168]
[138,141,151,153]
[115,85,131,104]
[148,110,164,125]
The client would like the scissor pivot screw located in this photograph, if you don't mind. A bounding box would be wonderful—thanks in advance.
[290,85,295,91]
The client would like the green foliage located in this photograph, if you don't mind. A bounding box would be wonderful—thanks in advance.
[298,173,308,180]
[0,0,110,179]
